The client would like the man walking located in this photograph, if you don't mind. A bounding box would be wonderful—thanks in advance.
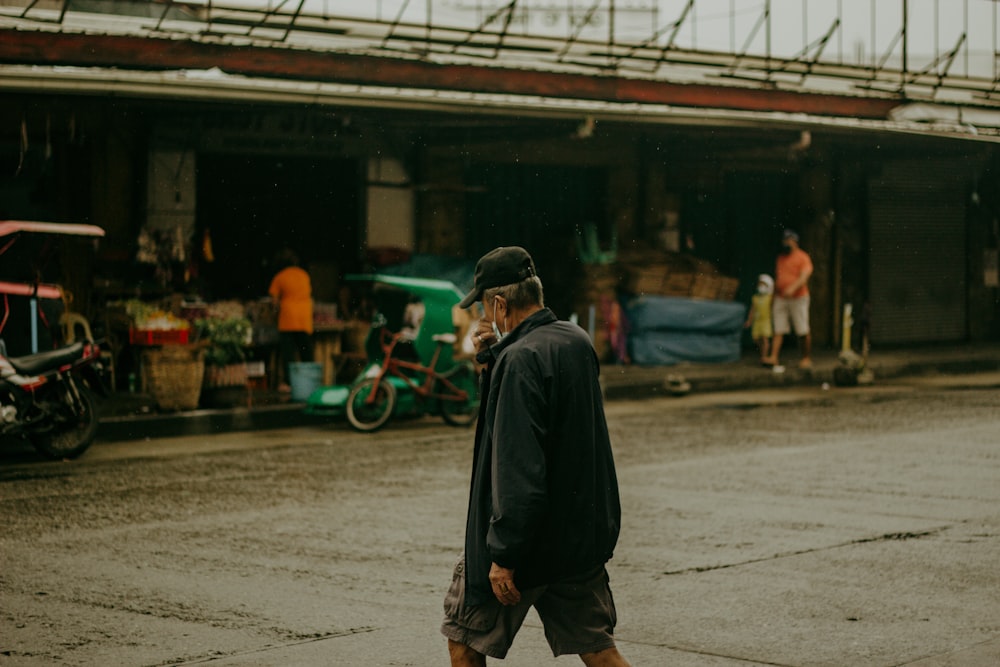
[442,246,630,667]
[763,229,814,370]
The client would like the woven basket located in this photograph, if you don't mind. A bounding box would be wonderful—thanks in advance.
[142,345,205,411]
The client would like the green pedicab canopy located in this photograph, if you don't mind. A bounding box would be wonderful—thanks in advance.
[347,273,466,372]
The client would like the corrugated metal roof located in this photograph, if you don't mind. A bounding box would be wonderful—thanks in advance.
[3,0,1000,108]
[4,1,1000,140]
[3,63,998,142]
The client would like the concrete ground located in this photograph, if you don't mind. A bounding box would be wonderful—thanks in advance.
[598,342,1000,400]
[2,370,998,666]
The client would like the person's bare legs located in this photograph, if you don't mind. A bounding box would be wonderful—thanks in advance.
[756,336,771,363]
[581,646,631,666]
[448,639,486,667]
[764,333,784,366]
[798,333,812,368]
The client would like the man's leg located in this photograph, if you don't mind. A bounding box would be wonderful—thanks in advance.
[448,639,486,667]
[799,332,812,367]
[442,554,538,664]
[534,566,626,664]
[792,297,812,368]
[580,646,631,666]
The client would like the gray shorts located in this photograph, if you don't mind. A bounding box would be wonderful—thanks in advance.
[773,295,810,336]
[440,554,618,659]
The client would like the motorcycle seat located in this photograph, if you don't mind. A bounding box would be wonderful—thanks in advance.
[8,341,87,376]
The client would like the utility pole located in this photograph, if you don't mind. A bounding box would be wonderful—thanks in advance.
[902,0,908,80]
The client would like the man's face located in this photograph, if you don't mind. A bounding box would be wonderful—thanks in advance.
[479,298,493,326]
[482,295,508,339]
[482,296,506,326]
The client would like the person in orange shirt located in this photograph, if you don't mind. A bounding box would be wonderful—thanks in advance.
[762,230,813,370]
[269,248,314,392]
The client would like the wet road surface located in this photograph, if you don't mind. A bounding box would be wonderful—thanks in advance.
[1,375,999,666]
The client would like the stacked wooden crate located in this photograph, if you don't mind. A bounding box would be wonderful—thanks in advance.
[617,249,739,301]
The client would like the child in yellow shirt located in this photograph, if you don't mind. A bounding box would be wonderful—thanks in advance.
[745,274,774,366]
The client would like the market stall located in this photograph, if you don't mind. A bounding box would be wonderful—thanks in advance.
[110,295,368,411]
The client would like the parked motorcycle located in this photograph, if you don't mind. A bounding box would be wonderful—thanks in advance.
[0,338,107,459]
[0,219,109,459]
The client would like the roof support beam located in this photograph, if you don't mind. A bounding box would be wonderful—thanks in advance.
[0,29,900,119]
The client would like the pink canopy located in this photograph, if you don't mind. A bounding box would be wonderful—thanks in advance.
[0,220,106,238]
[0,281,62,298]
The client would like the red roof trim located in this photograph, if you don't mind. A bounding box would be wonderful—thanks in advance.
[0,30,900,120]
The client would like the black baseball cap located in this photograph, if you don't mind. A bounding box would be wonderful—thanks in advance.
[458,246,537,309]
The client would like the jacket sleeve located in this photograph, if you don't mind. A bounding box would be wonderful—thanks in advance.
[486,359,549,570]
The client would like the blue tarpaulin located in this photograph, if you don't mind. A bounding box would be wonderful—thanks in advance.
[626,296,746,365]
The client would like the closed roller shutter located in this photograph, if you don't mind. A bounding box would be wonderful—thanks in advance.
[868,159,969,344]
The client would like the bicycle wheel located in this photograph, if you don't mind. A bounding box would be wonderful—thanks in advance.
[440,362,480,428]
[346,377,397,432]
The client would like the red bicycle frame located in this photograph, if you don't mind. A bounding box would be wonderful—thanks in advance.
[362,327,469,406]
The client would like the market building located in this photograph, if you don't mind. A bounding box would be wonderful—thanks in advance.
[2,1,1000,394]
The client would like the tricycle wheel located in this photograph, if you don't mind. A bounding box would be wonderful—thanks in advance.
[346,377,397,432]
[440,362,480,428]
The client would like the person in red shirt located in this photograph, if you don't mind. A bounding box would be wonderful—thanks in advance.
[269,248,314,392]
[763,230,813,370]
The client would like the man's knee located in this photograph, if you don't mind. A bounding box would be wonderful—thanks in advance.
[580,646,631,667]
[448,639,486,667]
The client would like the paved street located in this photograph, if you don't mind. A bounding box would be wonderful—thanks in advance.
[1,374,999,666]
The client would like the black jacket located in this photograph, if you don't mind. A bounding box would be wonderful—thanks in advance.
[463,308,621,606]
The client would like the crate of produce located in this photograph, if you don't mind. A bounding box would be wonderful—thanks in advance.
[130,328,190,346]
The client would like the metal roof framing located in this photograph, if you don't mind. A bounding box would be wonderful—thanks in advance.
[0,29,901,119]
[3,0,1000,140]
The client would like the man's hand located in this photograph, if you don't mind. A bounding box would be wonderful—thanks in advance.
[472,319,498,353]
[489,562,521,606]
